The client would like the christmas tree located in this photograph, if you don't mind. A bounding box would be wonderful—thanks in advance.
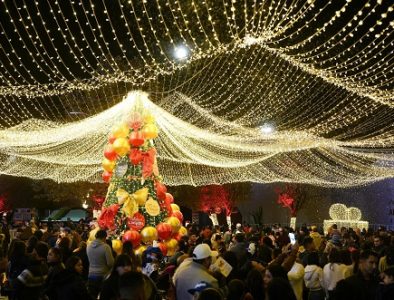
[98,92,186,255]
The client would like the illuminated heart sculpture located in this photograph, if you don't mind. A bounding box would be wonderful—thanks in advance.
[328,203,362,221]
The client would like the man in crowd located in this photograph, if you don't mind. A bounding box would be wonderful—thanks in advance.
[86,229,114,299]
[174,243,219,300]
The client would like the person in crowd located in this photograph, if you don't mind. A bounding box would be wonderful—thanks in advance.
[378,245,394,273]
[373,235,387,259]
[118,271,146,300]
[304,251,324,300]
[376,266,394,300]
[300,237,316,267]
[45,247,65,300]
[309,226,322,250]
[174,243,219,300]
[49,255,92,300]
[267,277,297,300]
[229,233,249,270]
[276,228,291,249]
[86,229,114,299]
[73,241,89,280]
[227,279,246,300]
[322,248,350,298]
[336,250,379,300]
[287,259,304,300]
[196,288,224,300]
[57,236,72,263]
[258,236,274,265]
[5,239,29,298]
[100,254,133,300]
[14,241,49,300]
[244,268,265,300]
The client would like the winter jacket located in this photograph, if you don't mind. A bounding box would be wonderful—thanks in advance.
[304,264,324,290]
[86,239,114,278]
[50,269,92,300]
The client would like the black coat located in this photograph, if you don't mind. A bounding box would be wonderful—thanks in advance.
[50,269,92,300]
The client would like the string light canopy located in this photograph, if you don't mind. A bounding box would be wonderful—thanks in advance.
[0,1,393,187]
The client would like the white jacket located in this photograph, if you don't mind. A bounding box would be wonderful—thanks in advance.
[322,263,351,291]
[304,265,324,290]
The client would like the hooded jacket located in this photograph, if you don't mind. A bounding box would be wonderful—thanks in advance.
[86,239,114,277]
[304,264,324,290]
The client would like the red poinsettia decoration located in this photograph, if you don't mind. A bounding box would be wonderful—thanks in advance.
[98,204,120,230]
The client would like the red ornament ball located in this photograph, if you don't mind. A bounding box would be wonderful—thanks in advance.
[122,230,141,248]
[156,222,173,241]
[172,210,183,223]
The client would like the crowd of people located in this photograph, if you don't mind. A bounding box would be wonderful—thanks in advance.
[0,218,393,300]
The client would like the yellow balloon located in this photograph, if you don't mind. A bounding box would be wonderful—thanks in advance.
[134,245,147,256]
[165,238,178,256]
[141,226,158,243]
[171,203,180,212]
[113,137,130,156]
[142,123,158,139]
[102,158,116,172]
[179,226,188,236]
[112,123,129,138]
[112,239,123,255]
[166,216,181,234]
[132,187,149,205]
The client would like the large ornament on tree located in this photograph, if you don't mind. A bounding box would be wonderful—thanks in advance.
[113,137,131,156]
[129,131,145,147]
[141,226,158,243]
[127,212,145,231]
[156,222,173,240]
[122,230,141,248]
[167,216,181,234]
[112,123,129,138]
[102,158,116,172]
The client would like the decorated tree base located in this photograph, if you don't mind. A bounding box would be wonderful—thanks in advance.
[98,91,186,253]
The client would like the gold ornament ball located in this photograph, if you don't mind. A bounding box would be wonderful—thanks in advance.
[102,158,116,172]
[142,123,159,139]
[178,226,188,236]
[113,137,131,156]
[112,123,129,138]
[112,239,123,255]
[134,245,147,256]
[170,203,180,212]
[165,238,178,256]
[166,216,181,233]
[140,226,158,243]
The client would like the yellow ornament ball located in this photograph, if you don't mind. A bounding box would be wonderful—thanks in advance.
[112,123,129,138]
[140,226,158,243]
[113,137,130,156]
[102,158,116,172]
[142,123,158,139]
[134,245,147,256]
[112,239,123,255]
[171,203,180,212]
[178,226,188,237]
[166,216,181,234]
[165,238,178,256]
